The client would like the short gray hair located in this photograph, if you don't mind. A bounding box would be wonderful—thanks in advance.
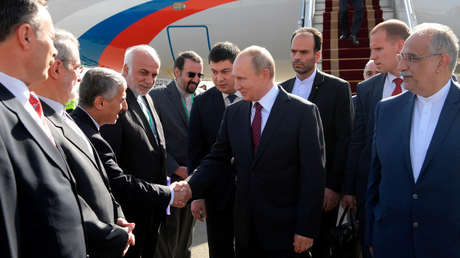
[412,23,459,73]
[79,67,126,108]
[239,45,275,79]
[54,29,79,68]
[123,44,161,70]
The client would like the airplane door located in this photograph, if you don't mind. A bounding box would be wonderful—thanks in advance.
[167,25,211,63]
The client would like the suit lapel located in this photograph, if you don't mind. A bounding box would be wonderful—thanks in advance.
[240,101,254,162]
[144,94,165,151]
[371,74,386,105]
[283,78,295,93]
[166,81,188,126]
[418,82,460,182]
[252,87,288,168]
[400,93,416,183]
[0,84,71,180]
[309,70,324,102]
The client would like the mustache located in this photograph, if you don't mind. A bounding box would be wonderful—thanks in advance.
[401,71,413,78]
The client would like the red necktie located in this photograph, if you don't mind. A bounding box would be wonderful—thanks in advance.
[251,102,262,153]
[392,78,403,96]
[29,91,43,118]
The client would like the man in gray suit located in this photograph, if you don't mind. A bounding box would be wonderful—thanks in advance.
[150,51,203,258]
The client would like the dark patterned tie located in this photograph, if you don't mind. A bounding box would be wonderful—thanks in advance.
[228,94,237,103]
[251,102,262,153]
[392,78,403,96]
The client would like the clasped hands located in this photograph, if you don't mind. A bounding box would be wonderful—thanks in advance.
[170,181,192,208]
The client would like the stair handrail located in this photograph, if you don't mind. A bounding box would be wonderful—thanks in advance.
[298,0,315,28]
[402,0,417,30]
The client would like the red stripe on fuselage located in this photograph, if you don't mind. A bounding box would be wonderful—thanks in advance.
[98,0,237,70]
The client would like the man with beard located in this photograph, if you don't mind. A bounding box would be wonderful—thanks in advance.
[150,51,203,258]
[100,45,171,258]
[342,20,409,258]
[281,27,353,258]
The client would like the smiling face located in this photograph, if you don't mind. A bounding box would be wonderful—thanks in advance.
[101,85,127,124]
[123,49,160,96]
[233,54,268,101]
[175,58,203,94]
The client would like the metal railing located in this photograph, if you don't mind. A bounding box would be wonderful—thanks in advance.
[298,0,315,28]
[402,0,417,30]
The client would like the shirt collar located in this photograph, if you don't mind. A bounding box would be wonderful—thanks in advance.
[295,69,317,86]
[175,80,193,99]
[387,72,403,84]
[0,72,30,105]
[222,90,242,99]
[40,96,65,117]
[78,105,100,131]
[252,84,279,111]
[416,79,451,104]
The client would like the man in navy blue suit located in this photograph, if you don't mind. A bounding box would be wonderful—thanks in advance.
[188,42,241,258]
[366,23,460,258]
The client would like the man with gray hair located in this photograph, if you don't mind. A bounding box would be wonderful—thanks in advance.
[0,1,87,257]
[366,23,460,258]
[31,31,136,258]
[177,45,326,257]
[100,45,173,258]
[363,60,379,80]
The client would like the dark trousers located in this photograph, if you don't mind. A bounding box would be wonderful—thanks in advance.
[311,206,340,258]
[154,204,195,258]
[339,0,364,36]
[125,218,161,258]
[205,200,235,258]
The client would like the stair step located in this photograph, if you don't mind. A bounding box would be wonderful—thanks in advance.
[322,48,371,59]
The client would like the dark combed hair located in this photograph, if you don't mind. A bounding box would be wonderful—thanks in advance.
[291,27,323,52]
[0,0,47,42]
[208,41,240,64]
[174,50,203,71]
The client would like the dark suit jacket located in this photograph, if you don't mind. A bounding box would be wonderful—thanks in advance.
[100,87,168,255]
[366,81,460,258]
[149,81,189,179]
[344,73,386,199]
[42,101,128,258]
[188,87,326,251]
[0,83,86,258]
[71,106,171,218]
[281,70,353,192]
[187,86,236,209]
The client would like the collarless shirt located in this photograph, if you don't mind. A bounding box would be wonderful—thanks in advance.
[410,80,451,182]
[222,90,242,107]
[0,72,49,134]
[175,81,194,114]
[251,84,279,133]
[382,72,406,99]
[291,69,317,100]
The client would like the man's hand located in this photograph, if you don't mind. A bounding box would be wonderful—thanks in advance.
[341,194,357,212]
[173,166,188,180]
[369,246,374,257]
[323,188,340,212]
[116,218,135,256]
[293,234,313,254]
[191,199,207,221]
[170,181,192,207]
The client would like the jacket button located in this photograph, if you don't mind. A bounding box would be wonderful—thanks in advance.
[413,222,419,228]
[412,193,419,200]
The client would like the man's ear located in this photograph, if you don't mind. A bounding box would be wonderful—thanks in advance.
[174,67,180,78]
[48,59,62,80]
[315,50,322,63]
[93,96,105,111]
[16,23,34,50]
[437,53,451,72]
[122,64,129,77]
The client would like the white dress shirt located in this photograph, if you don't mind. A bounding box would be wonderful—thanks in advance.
[0,72,53,139]
[410,80,451,182]
[251,85,279,133]
[291,69,317,100]
[382,72,406,99]
[222,91,242,107]
[176,81,194,114]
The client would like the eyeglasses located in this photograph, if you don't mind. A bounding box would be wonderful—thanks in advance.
[187,72,204,79]
[60,59,84,74]
[396,52,443,64]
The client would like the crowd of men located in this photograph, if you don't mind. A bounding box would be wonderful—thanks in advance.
[1,1,460,258]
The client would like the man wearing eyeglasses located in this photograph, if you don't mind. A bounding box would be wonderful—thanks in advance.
[341,19,410,258]
[366,23,460,258]
[149,51,203,258]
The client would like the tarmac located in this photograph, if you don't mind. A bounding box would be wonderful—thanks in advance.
[191,220,209,258]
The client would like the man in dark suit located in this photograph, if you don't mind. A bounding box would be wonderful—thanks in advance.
[150,51,203,258]
[0,1,87,257]
[281,27,353,258]
[178,46,326,257]
[188,42,241,258]
[342,20,409,258]
[31,29,136,257]
[366,23,460,258]
[100,45,171,258]
[339,0,363,46]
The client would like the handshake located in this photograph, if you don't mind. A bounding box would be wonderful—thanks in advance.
[170,181,192,208]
